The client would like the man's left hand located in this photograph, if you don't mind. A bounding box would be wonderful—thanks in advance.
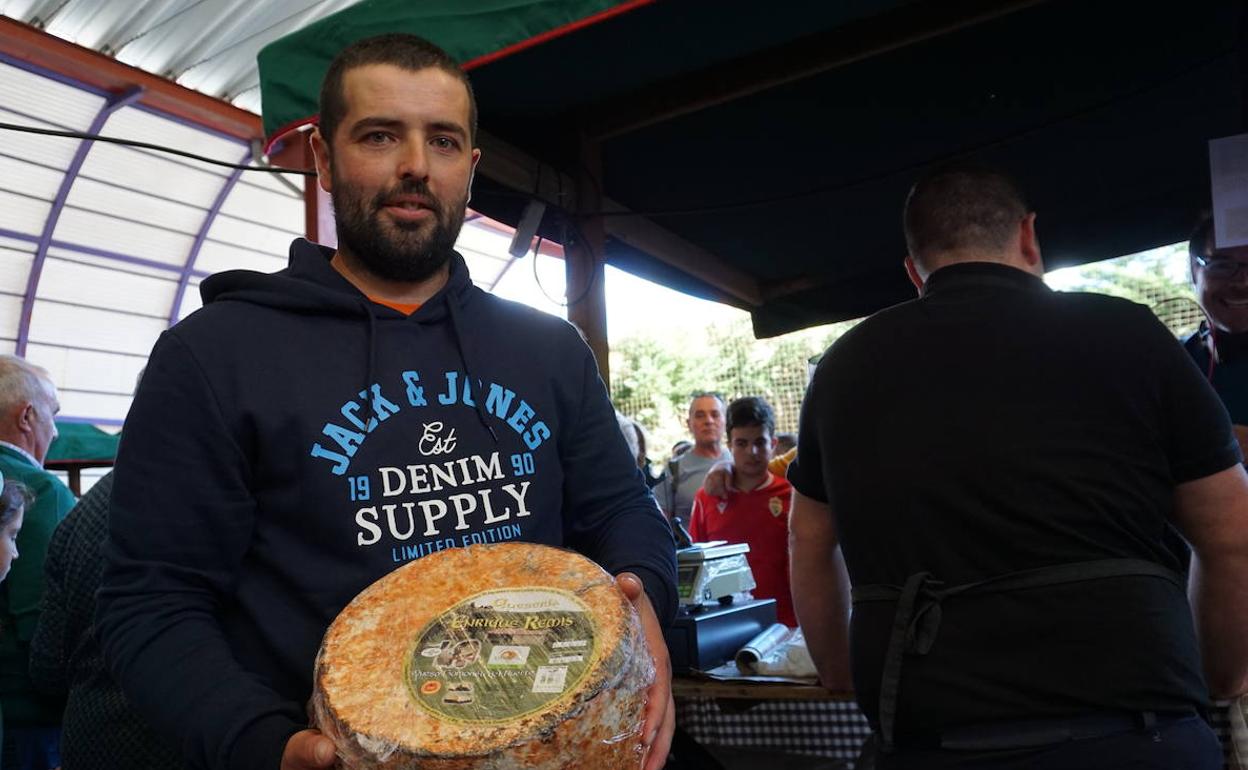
[616,572,674,770]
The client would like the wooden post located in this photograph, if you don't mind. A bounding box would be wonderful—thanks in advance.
[566,137,611,386]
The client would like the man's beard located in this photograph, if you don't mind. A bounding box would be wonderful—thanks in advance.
[330,175,467,283]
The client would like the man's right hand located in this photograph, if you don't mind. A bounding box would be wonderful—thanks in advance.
[281,730,336,770]
[702,460,735,498]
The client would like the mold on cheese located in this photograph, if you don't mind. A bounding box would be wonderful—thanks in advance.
[312,542,654,769]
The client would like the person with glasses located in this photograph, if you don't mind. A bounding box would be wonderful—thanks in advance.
[1185,216,1248,456]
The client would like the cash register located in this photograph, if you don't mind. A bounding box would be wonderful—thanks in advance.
[663,540,777,673]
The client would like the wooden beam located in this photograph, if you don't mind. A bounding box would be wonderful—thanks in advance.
[585,0,1050,141]
[0,16,262,142]
[565,137,611,385]
[476,130,763,307]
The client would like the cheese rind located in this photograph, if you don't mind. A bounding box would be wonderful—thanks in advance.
[312,543,654,769]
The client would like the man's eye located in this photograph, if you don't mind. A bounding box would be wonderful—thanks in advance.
[431,136,458,150]
[363,131,392,144]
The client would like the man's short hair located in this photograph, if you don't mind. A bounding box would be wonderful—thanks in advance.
[726,396,775,438]
[318,33,478,148]
[903,162,1030,266]
[0,356,52,414]
[688,392,724,413]
[1189,215,1214,282]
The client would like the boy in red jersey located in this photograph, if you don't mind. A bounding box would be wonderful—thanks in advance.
[689,397,795,626]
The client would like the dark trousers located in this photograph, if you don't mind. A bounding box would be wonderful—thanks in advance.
[873,714,1222,770]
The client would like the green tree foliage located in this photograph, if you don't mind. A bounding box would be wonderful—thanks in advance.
[610,318,855,460]
[1050,244,1203,337]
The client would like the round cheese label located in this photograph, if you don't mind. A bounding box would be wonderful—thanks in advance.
[405,587,598,724]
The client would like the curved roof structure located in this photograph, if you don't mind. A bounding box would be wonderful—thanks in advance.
[0,41,551,425]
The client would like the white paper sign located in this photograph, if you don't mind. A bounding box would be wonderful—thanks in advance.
[1209,132,1248,249]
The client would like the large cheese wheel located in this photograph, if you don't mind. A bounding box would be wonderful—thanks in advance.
[312,542,654,769]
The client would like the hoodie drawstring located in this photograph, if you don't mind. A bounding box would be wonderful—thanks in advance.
[447,299,499,444]
[360,301,379,419]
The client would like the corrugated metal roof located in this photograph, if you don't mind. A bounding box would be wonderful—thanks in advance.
[0,0,365,113]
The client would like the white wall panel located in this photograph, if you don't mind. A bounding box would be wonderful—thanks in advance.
[220,178,303,228]
[0,63,106,129]
[67,177,206,235]
[207,215,296,257]
[45,247,181,281]
[38,257,175,317]
[0,294,24,340]
[102,106,244,167]
[28,300,165,356]
[53,207,192,266]
[194,240,286,275]
[77,142,226,207]
[56,389,133,423]
[0,190,52,238]
[27,343,147,397]
[0,247,34,295]
[0,155,65,201]
[239,170,304,197]
[0,109,80,168]
[176,278,204,322]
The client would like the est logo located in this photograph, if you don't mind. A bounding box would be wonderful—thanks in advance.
[421,680,442,695]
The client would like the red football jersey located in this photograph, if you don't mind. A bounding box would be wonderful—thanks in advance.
[689,474,795,626]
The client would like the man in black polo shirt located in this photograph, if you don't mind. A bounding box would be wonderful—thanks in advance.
[788,164,1248,769]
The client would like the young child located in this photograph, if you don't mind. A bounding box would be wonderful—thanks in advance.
[689,397,796,626]
[0,477,28,583]
[0,475,31,765]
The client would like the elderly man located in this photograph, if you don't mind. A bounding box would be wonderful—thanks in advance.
[654,392,730,520]
[789,164,1248,769]
[97,34,675,770]
[0,356,74,769]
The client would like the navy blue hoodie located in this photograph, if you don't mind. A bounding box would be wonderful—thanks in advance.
[97,240,677,770]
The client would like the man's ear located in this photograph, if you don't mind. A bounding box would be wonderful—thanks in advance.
[14,402,35,436]
[1019,212,1042,268]
[309,128,333,194]
[904,256,925,293]
[466,147,481,203]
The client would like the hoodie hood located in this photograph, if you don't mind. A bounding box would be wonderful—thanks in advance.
[202,238,496,441]
[200,238,477,324]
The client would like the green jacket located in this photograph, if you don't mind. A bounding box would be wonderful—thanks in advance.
[0,444,75,726]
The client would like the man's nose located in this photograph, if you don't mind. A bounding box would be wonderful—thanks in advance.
[398,141,429,179]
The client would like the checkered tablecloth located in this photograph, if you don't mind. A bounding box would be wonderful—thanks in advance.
[1213,700,1232,768]
[675,695,871,765]
[677,696,1237,769]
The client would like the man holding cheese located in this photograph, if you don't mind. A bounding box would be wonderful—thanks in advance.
[97,33,676,770]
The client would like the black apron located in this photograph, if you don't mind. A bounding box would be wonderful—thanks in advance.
[851,558,1185,754]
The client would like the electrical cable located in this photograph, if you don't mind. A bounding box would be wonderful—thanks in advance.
[0,121,313,175]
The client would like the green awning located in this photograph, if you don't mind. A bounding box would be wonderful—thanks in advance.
[46,422,120,464]
[257,0,645,149]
